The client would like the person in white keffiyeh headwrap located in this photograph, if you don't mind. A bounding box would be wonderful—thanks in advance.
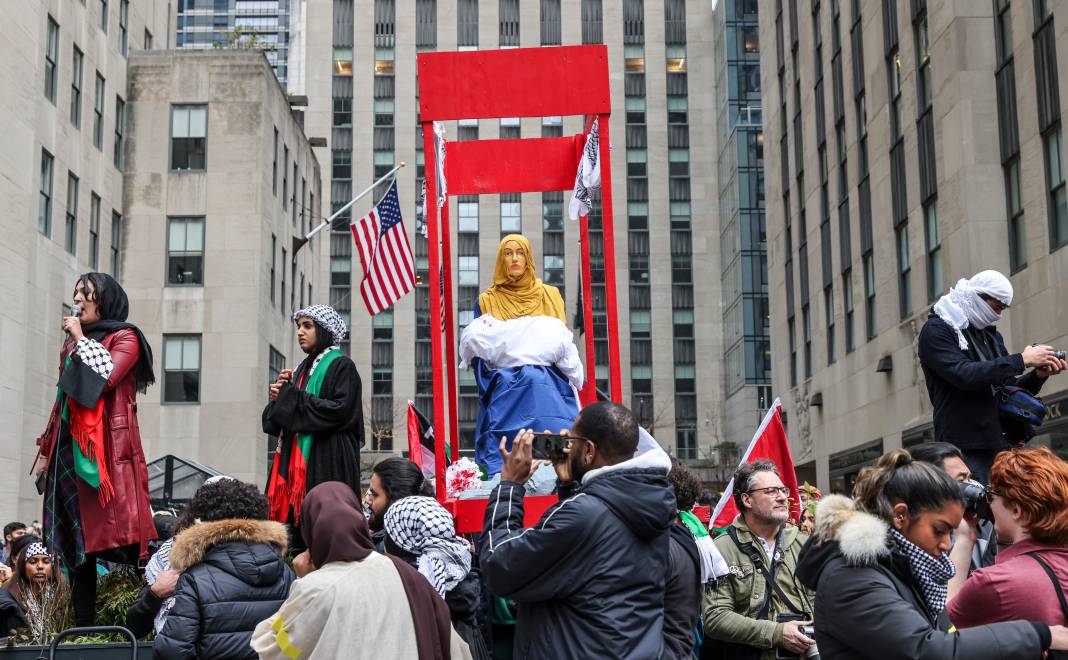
[918,270,1066,482]
[384,496,490,660]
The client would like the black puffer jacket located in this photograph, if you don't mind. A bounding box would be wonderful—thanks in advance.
[795,495,1050,659]
[152,519,294,660]
[479,450,676,660]
[0,586,28,638]
[917,314,1045,451]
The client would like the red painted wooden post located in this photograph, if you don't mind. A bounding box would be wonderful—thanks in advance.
[421,123,447,501]
[441,202,460,458]
[598,114,623,403]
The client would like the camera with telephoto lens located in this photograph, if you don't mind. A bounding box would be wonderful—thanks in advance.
[1055,350,1066,361]
[959,479,994,523]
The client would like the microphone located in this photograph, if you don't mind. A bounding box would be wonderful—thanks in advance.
[65,304,82,336]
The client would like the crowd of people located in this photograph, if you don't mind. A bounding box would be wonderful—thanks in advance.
[2,265,1068,658]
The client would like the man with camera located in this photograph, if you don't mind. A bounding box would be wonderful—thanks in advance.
[918,270,1067,483]
[478,402,676,659]
[910,441,998,572]
[703,460,816,660]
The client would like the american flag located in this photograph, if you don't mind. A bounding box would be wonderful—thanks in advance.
[352,180,416,315]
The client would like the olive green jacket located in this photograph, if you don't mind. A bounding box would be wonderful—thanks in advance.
[702,518,815,659]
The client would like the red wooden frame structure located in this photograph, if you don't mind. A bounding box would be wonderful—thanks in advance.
[417,46,622,529]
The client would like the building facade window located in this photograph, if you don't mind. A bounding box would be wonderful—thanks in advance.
[89,192,101,270]
[45,16,58,103]
[119,0,129,55]
[272,127,278,195]
[924,202,942,301]
[110,210,123,277]
[163,335,201,403]
[171,105,207,171]
[144,28,153,50]
[114,96,126,168]
[843,269,855,353]
[70,46,83,127]
[99,0,108,32]
[1046,126,1068,249]
[270,234,276,303]
[64,172,78,254]
[500,193,521,234]
[167,216,205,285]
[93,73,105,150]
[39,149,54,236]
[994,0,1025,270]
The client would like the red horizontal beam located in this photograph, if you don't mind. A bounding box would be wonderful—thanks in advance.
[444,495,559,534]
[418,45,611,121]
[445,136,583,195]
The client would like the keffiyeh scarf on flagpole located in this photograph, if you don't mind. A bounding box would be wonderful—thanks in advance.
[568,118,602,220]
[931,270,1013,350]
[267,346,344,523]
[384,496,472,597]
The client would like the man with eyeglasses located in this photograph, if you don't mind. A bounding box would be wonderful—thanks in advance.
[703,460,816,660]
[918,270,1066,483]
[478,401,676,659]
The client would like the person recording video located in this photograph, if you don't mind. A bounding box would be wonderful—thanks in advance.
[948,447,1068,632]
[917,270,1066,483]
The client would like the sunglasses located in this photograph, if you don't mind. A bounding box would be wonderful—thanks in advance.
[979,293,1009,313]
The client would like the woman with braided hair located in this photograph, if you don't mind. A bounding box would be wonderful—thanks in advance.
[262,305,364,547]
[0,535,71,644]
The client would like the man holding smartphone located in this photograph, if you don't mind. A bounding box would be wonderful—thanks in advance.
[478,402,676,659]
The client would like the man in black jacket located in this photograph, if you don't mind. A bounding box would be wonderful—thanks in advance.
[917,270,1065,482]
[479,401,676,660]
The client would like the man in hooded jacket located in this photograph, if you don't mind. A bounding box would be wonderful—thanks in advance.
[917,270,1065,482]
[478,402,676,660]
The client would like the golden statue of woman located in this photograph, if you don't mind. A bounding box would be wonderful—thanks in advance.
[477,234,565,322]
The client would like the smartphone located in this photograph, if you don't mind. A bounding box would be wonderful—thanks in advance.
[531,434,570,461]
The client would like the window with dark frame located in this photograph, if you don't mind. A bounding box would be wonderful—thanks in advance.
[114,96,125,168]
[272,127,278,195]
[65,172,78,254]
[89,192,101,270]
[93,73,105,150]
[163,335,201,403]
[99,0,108,32]
[119,0,129,56]
[110,210,122,277]
[45,17,59,103]
[167,216,205,285]
[144,28,153,50]
[39,149,54,236]
[71,46,83,127]
[170,105,206,170]
[270,234,276,303]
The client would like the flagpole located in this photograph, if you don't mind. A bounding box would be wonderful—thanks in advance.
[292,161,406,255]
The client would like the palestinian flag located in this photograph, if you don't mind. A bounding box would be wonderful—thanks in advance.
[407,401,450,480]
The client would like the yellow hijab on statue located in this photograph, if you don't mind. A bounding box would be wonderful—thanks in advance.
[478,234,566,322]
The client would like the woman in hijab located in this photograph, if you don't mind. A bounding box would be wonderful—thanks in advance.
[35,273,157,626]
[251,482,472,660]
[466,235,582,475]
[262,305,364,545]
[0,535,71,645]
[917,270,1066,482]
[384,496,490,660]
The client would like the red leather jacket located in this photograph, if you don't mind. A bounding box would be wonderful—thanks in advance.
[40,329,157,557]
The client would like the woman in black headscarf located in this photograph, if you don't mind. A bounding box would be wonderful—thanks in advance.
[251,482,471,660]
[35,273,157,626]
[262,305,364,543]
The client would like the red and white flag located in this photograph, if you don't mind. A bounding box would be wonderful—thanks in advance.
[710,399,800,530]
[352,180,416,315]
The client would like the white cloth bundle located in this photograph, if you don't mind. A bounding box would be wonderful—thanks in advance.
[458,315,585,390]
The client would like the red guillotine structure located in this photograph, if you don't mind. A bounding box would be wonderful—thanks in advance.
[417,45,622,531]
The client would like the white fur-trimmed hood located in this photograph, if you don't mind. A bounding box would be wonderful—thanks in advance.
[813,494,891,566]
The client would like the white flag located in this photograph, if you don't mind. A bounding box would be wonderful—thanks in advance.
[568,118,602,221]
[434,121,447,209]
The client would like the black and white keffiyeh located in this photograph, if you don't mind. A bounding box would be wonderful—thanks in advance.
[74,337,115,381]
[383,496,471,597]
[292,305,347,343]
[23,542,50,559]
[144,537,176,632]
[890,528,956,616]
[568,118,602,221]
